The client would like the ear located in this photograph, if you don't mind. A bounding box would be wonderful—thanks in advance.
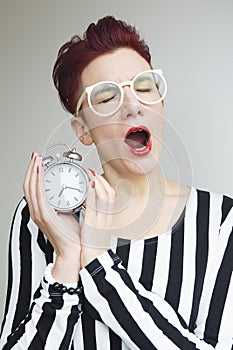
[70,116,93,146]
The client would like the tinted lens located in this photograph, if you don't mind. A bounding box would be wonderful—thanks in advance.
[133,71,165,103]
[90,83,121,116]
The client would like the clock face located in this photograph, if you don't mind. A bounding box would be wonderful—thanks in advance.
[44,161,88,212]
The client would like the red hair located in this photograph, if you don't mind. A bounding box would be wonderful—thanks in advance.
[53,16,151,114]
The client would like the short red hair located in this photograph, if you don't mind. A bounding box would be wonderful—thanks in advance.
[53,16,151,115]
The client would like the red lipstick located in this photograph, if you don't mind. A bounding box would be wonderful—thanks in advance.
[124,126,152,156]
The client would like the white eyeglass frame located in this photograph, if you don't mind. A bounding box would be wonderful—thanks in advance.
[75,69,167,117]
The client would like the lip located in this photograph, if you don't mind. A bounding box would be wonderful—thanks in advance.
[124,125,152,156]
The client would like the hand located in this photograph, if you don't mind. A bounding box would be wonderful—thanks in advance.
[23,153,81,283]
[80,171,117,268]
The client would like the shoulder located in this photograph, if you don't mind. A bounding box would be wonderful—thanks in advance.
[189,186,233,230]
[193,186,233,212]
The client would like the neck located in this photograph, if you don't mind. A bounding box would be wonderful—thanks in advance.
[101,163,170,240]
[100,162,190,240]
[102,162,167,200]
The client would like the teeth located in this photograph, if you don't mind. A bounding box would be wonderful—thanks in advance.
[132,129,143,133]
[135,145,146,151]
[125,128,150,151]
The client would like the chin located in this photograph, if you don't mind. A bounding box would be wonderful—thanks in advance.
[123,157,159,176]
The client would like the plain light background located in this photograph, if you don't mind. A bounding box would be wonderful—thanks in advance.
[0,0,232,325]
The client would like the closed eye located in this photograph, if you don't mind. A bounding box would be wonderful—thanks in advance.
[135,88,152,93]
[100,94,118,104]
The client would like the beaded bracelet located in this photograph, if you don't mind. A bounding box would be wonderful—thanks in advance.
[52,282,83,296]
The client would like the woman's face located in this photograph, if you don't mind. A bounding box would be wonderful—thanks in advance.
[72,48,165,176]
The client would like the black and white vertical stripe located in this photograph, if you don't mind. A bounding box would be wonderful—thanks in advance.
[0,187,232,349]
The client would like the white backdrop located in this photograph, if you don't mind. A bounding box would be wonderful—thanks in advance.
[0,0,233,324]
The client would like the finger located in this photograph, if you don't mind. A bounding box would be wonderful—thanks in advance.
[86,170,116,205]
[81,179,113,251]
[83,178,110,229]
[36,156,55,225]
[84,179,97,223]
[25,155,41,219]
[92,178,113,228]
[34,157,61,248]
[94,175,116,210]
[83,174,115,230]
[94,176,116,224]
[23,152,38,201]
[95,177,109,212]
[86,170,111,203]
[95,174,117,203]
[86,168,96,179]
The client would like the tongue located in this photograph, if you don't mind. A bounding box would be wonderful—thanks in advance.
[125,130,147,149]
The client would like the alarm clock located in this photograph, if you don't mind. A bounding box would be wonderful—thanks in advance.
[42,146,89,214]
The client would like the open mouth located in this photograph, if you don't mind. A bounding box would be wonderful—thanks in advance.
[124,126,152,155]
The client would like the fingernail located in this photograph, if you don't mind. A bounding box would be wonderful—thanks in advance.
[91,180,95,189]
[37,166,39,174]
[31,152,34,159]
[88,168,96,176]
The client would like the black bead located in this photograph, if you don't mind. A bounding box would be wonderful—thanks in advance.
[68,287,75,295]
[52,282,83,295]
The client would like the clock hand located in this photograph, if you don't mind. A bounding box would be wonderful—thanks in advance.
[58,184,66,197]
[58,188,64,197]
[66,186,82,192]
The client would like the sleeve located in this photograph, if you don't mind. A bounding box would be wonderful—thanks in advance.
[79,248,233,350]
[0,199,82,349]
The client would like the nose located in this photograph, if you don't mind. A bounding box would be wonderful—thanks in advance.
[121,86,144,119]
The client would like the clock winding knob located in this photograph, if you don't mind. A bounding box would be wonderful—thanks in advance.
[63,148,82,161]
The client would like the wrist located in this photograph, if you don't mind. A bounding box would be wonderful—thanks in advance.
[52,252,80,283]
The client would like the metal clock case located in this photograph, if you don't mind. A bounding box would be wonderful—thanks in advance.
[42,147,89,214]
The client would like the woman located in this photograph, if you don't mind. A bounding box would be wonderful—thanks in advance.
[0,16,232,349]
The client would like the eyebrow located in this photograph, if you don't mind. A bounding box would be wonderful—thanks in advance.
[92,85,118,99]
[134,75,154,84]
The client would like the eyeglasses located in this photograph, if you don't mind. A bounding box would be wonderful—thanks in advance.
[76,69,167,117]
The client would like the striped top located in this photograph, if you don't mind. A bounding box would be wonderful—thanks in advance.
[0,187,233,349]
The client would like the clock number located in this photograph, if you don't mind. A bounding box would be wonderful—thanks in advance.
[59,167,64,173]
